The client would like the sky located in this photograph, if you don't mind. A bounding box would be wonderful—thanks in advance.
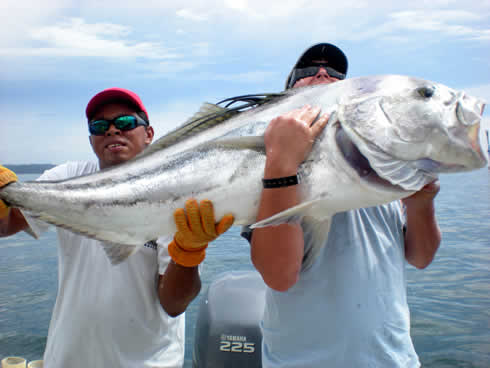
[0,0,489,165]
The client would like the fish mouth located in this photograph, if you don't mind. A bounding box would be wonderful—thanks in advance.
[335,127,404,191]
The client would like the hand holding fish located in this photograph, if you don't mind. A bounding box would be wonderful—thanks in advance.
[168,199,234,267]
[402,180,441,211]
[0,166,17,219]
[263,105,329,177]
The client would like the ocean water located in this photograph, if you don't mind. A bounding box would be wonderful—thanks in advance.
[0,169,489,367]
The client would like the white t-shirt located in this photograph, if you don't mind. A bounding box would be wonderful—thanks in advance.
[23,161,185,368]
[244,202,420,367]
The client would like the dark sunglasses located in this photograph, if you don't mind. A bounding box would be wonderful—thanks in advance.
[88,115,149,136]
[288,63,346,88]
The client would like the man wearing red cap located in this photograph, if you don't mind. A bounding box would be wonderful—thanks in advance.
[244,43,441,367]
[0,88,233,368]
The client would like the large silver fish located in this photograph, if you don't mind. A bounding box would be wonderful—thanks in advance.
[1,75,487,267]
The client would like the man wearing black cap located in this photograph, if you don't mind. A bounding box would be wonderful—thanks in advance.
[284,42,348,89]
[0,88,233,368]
[245,43,441,367]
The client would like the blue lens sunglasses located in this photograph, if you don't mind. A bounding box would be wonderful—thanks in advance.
[88,115,149,136]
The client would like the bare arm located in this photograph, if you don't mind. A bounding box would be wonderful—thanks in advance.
[158,261,201,317]
[402,181,442,269]
[251,106,329,291]
[159,199,233,316]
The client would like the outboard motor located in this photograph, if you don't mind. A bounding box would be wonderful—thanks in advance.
[192,270,266,368]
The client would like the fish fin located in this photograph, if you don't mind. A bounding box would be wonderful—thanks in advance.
[137,93,285,158]
[21,211,141,265]
[250,199,331,228]
[250,201,333,271]
[250,202,314,229]
[216,93,284,109]
[23,226,39,240]
[138,103,236,158]
[98,241,141,265]
[300,217,332,271]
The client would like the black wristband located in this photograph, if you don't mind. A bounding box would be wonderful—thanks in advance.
[262,175,299,188]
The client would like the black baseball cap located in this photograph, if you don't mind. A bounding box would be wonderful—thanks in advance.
[285,43,348,89]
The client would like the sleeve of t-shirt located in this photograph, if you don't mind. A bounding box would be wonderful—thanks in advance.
[156,236,173,275]
[396,200,407,236]
[240,225,253,244]
[21,161,98,238]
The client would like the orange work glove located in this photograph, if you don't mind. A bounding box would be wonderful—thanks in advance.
[168,199,234,267]
[0,165,18,219]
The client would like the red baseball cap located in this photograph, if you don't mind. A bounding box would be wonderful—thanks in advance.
[85,87,149,122]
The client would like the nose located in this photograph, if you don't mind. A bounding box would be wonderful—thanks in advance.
[315,67,333,80]
[105,122,121,136]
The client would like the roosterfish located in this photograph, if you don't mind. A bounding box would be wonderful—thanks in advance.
[0,75,487,267]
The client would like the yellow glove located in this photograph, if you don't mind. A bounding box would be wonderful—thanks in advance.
[0,165,18,219]
[168,199,234,267]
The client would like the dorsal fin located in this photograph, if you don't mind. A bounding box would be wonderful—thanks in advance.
[137,93,284,158]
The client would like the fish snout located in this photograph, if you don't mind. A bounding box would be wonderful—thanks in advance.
[452,94,488,168]
[456,93,484,126]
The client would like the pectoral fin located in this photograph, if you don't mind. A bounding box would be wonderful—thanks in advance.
[250,199,322,228]
[250,202,333,271]
[23,226,39,239]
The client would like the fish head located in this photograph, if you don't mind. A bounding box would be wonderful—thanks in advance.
[337,75,487,191]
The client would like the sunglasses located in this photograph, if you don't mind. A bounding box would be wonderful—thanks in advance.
[288,63,346,88]
[88,115,149,136]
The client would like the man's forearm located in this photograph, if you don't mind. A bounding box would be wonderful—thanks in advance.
[251,185,304,292]
[404,202,441,269]
[158,261,201,317]
[251,106,328,291]
[402,182,441,269]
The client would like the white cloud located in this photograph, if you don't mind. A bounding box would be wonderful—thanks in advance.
[0,0,67,36]
[0,2,488,64]
[348,9,490,42]
[0,18,176,59]
[389,10,490,40]
[176,8,208,22]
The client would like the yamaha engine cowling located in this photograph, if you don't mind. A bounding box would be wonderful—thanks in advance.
[192,270,266,368]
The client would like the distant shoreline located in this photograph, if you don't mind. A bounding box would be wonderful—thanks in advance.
[4,164,56,174]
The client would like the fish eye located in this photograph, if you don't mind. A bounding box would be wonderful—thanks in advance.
[417,86,435,99]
